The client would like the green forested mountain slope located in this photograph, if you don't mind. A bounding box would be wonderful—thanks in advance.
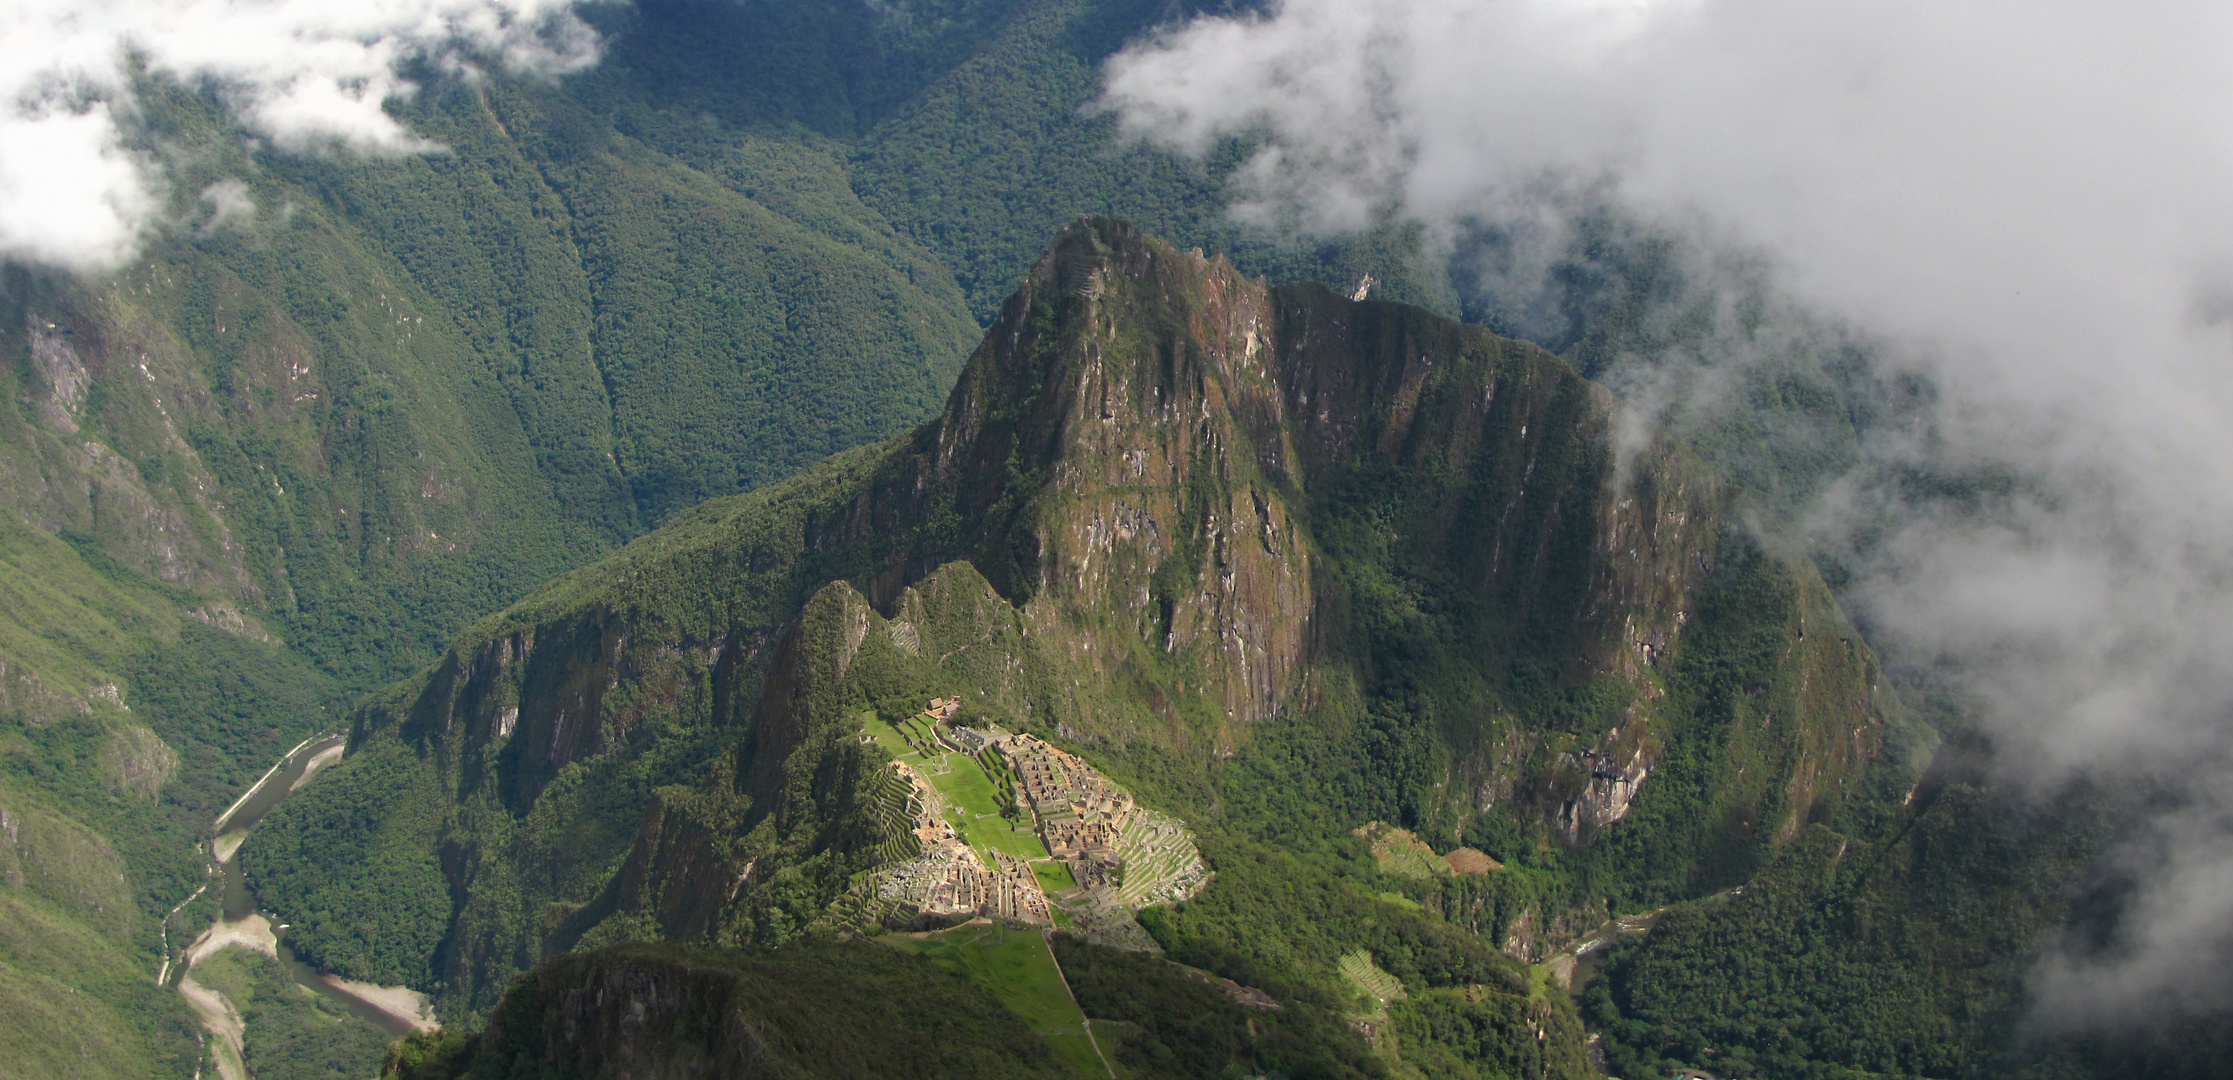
[0,31,986,1075]
[0,2,1416,1066]
[248,220,1915,1077]
[0,512,340,1076]
[0,2,2163,1077]
[571,0,1457,322]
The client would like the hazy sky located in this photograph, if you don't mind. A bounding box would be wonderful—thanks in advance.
[0,0,598,270]
[1108,0,2233,1019]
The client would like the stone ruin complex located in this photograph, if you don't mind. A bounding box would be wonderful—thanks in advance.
[833,698,1208,942]
[1002,734,1133,868]
[874,760,1051,925]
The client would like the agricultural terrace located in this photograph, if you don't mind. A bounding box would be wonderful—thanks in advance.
[994,735,1208,911]
[843,703,1057,927]
[865,705,1055,868]
[1352,821,1504,879]
[1337,949,1408,1018]
[1106,809,1208,908]
[865,760,1050,925]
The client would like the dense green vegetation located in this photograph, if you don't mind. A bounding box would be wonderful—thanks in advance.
[1,5,1047,1069]
[188,949,395,1080]
[387,940,1075,1079]
[245,743,456,989]
[240,220,1927,1080]
[0,10,1593,1072]
[1130,839,1592,1080]
[1141,838,1521,1008]
[130,626,344,827]
[0,819,202,1079]
[1055,933,1388,1080]
[0,507,342,1077]
[1577,779,2233,1080]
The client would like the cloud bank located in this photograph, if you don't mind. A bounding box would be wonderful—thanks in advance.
[1107,0,2233,1022]
[0,0,601,271]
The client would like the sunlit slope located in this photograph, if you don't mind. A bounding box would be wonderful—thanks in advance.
[0,515,342,1079]
[2,72,980,687]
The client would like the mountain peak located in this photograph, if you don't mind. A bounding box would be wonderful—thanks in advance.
[302,222,1898,1029]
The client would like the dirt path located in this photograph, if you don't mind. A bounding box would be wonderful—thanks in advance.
[156,882,211,985]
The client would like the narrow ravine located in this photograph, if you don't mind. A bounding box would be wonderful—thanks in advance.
[164,734,436,1080]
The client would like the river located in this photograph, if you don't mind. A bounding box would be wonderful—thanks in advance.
[168,734,436,1079]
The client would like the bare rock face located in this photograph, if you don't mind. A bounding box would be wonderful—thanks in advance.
[904,219,1728,759]
[26,316,91,435]
[1555,744,1654,844]
[5,309,256,600]
[933,224,1315,746]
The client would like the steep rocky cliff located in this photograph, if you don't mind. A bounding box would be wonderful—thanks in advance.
[253,221,1915,1049]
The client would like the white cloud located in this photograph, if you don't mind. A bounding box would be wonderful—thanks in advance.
[1107,0,2233,1021]
[0,101,155,271]
[0,0,602,271]
[197,177,256,234]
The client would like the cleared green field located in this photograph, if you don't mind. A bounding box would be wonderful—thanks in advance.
[1032,861,1078,896]
[863,716,1054,867]
[883,923,1108,1077]
[1355,822,1452,880]
[950,813,1047,864]
[924,749,1051,862]
[969,820,1051,862]
[937,754,1004,816]
[864,714,924,761]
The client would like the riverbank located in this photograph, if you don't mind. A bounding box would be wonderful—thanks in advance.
[167,733,437,1074]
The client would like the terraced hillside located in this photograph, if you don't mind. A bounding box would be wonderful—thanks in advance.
[834,706,1206,945]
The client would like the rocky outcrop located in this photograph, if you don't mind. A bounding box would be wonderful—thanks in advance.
[1553,744,1652,844]
[5,308,256,599]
